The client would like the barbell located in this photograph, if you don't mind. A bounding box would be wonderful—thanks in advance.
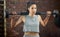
[6,10,59,18]
[5,10,60,28]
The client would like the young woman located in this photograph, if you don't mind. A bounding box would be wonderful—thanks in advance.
[14,2,51,37]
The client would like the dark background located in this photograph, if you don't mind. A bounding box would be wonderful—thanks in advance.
[6,0,60,37]
[0,0,4,37]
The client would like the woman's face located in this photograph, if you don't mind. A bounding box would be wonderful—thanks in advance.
[28,4,37,15]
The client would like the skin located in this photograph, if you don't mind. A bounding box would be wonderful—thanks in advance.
[14,4,51,35]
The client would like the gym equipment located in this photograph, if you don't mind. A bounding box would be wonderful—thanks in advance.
[5,10,60,28]
[53,10,60,28]
[5,10,59,18]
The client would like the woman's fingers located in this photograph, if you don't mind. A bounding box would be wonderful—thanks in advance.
[46,11,52,16]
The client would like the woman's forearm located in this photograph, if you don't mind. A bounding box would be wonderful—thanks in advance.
[44,11,51,26]
[14,16,23,27]
[11,19,13,28]
[43,16,50,26]
[14,20,20,27]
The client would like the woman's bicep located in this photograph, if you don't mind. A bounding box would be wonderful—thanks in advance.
[38,15,45,26]
[15,16,23,27]
[17,16,23,23]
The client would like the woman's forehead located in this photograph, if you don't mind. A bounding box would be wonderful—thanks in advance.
[30,4,37,8]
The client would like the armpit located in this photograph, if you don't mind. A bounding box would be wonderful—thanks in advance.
[21,16,25,23]
[37,15,41,22]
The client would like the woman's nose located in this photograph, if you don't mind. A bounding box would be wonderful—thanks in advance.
[33,9,37,12]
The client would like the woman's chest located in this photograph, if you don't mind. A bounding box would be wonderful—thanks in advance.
[23,16,39,26]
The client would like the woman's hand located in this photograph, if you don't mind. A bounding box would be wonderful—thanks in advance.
[11,11,17,18]
[46,11,52,17]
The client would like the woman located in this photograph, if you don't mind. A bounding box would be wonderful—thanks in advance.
[14,2,51,37]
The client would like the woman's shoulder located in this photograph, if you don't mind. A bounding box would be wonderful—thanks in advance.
[36,15,41,19]
[35,15,41,17]
[20,15,28,18]
[20,15,25,18]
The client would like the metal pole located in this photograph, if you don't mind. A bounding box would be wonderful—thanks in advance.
[4,0,6,37]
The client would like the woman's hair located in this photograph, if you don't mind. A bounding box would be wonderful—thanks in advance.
[27,2,36,8]
[27,2,36,12]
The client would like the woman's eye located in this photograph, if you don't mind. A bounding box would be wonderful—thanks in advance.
[32,8,33,9]
[32,8,37,9]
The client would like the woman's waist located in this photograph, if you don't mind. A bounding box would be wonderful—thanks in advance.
[24,32,39,35]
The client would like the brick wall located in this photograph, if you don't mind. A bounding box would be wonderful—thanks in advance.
[6,0,60,37]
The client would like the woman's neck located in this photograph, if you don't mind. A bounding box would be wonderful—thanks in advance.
[29,13,35,17]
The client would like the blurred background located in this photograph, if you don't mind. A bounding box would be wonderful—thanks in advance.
[0,0,4,37]
[4,0,60,37]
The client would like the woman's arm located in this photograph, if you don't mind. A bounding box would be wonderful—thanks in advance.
[38,15,45,26]
[43,15,50,26]
[14,16,23,27]
[39,11,51,27]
